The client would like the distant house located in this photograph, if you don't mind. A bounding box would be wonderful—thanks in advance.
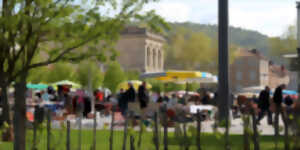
[230,49,290,92]
[115,26,165,73]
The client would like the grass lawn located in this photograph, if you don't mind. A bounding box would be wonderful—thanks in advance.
[0,128,284,150]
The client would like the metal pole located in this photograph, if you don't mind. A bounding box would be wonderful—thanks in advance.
[218,0,230,150]
[218,0,230,123]
[297,2,300,99]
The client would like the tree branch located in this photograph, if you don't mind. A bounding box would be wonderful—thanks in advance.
[10,32,103,81]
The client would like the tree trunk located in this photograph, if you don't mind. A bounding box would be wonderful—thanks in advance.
[1,84,11,124]
[1,84,13,142]
[13,76,27,150]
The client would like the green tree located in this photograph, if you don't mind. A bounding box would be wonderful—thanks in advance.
[103,61,126,93]
[125,70,140,80]
[44,63,75,83]
[27,66,49,83]
[269,25,297,56]
[147,79,164,93]
[75,61,104,90]
[0,0,167,149]
[166,28,217,70]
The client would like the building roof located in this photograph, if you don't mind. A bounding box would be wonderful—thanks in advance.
[269,64,289,77]
[121,26,166,42]
[236,49,268,60]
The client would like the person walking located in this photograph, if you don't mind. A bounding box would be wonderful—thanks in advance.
[257,86,272,125]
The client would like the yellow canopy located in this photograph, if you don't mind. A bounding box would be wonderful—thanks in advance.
[141,71,214,83]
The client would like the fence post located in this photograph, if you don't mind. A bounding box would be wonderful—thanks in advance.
[137,120,143,149]
[109,108,115,150]
[130,135,135,150]
[183,123,189,150]
[92,111,97,150]
[77,113,82,150]
[281,111,290,150]
[163,104,168,150]
[66,120,71,150]
[32,119,37,150]
[154,112,160,150]
[122,112,129,150]
[251,109,260,150]
[47,110,51,150]
[196,110,201,150]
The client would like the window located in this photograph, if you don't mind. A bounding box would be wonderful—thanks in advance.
[236,71,242,81]
[153,49,156,69]
[147,47,151,67]
[158,50,161,69]
[250,71,257,81]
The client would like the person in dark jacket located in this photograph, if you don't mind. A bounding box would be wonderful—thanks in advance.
[124,83,136,115]
[273,84,286,131]
[284,95,293,106]
[273,84,286,106]
[125,83,136,102]
[138,81,149,109]
[257,86,272,125]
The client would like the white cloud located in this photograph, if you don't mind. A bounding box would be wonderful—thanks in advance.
[147,0,298,36]
[145,1,190,22]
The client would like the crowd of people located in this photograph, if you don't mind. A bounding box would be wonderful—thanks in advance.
[1,80,296,127]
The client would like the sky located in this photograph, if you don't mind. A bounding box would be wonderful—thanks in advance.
[144,0,298,37]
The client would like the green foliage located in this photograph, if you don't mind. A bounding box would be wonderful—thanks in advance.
[186,83,199,92]
[166,28,215,70]
[169,22,269,57]
[0,0,167,87]
[28,63,75,83]
[147,79,164,93]
[268,25,297,63]
[125,70,140,80]
[44,63,75,83]
[103,61,126,93]
[74,60,104,90]
[164,83,185,92]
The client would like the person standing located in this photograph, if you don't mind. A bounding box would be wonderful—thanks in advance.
[257,86,272,125]
[273,84,286,140]
[124,83,136,115]
[273,84,286,109]
[138,82,149,119]
[138,81,149,110]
